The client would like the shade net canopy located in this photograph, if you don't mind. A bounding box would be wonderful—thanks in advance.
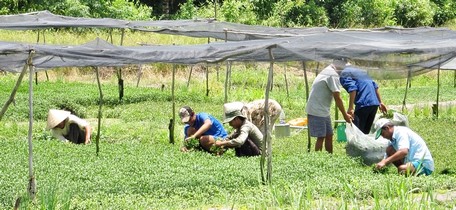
[1,11,456,79]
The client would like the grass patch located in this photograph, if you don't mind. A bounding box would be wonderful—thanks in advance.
[0,66,455,209]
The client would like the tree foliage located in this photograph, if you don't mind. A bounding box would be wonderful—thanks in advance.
[0,0,153,20]
[1,0,455,27]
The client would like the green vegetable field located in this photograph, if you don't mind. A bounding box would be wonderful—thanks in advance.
[1,65,456,209]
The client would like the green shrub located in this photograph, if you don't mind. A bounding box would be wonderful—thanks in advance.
[394,0,435,27]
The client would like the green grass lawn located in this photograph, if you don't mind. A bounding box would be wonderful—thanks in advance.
[0,67,456,209]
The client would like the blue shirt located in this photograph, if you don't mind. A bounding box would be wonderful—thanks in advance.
[184,112,228,139]
[390,126,434,172]
[340,66,380,111]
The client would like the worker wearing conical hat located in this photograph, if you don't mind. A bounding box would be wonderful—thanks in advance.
[46,109,91,144]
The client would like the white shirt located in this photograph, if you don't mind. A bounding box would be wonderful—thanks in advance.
[306,65,341,117]
[390,126,434,172]
[51,115,89,142]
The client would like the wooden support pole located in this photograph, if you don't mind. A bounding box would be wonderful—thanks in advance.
[284,64,289,98]
[0,54,33,120]
[170,65,176,144]
[302,61,311,152]
[224,62,231,103]
[206,65,209,97]
[187,66,193,88]
[261,45,276,184]
[402,67,412,112]
[95,67,103,156]
[27,50,36,200]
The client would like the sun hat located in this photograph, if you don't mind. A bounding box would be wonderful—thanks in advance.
[374,118,391,139]
[46,109,71,130]
[223,102,246,124]
[179,106,193,123]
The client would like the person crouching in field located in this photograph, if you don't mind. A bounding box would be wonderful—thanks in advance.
[179,106,228,153]
[374,119,434,176]
[46,109,91,144]
[212,102,263,157]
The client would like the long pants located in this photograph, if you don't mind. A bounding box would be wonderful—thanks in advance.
[235,139,261,157]
[354,105,379,134]
[64,123,86,144]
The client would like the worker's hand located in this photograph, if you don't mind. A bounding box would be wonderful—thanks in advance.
[375,160,387,170]
[343,113,353,124]
[347,108,354,117]
[184,135,196,141]
[379,103,387,114]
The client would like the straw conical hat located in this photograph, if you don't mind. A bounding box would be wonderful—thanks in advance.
[46,109,71,130]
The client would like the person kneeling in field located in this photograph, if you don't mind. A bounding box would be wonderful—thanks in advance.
[46,109,91,144]
[179,106,228,153]
[374,118,434,176]
[211,102,263,157]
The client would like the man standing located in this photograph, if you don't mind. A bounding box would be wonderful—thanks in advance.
[306,59,352,153]
[179,106,227,152]
[46,109,91,144]
[340,64,387,134]
[374,119,434,176]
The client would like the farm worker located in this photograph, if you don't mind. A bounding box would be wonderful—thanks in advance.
[212,102,263,157]
[339,63,387,134]
[374,119,434,176]
[306,59,352,154]
[46,109,91,144]
[179,106,228,152]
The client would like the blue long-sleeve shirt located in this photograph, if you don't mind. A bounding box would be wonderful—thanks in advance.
[339,66,380,111]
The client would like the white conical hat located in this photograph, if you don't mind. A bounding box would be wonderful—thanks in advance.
[46,109,71,130]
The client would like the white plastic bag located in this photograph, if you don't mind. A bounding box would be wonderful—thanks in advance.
[345,123,389,166]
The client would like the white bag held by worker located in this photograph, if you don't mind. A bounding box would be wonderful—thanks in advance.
[345,123,389,166]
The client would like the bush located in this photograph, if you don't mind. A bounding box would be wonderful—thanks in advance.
[394,0,435,27]
[431,0,456,26]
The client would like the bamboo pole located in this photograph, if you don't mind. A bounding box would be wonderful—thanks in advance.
[95,67,103,155]
[0,55,33,120]
[402,67,412,112]
[224,62,231,103]
[284,64,289,98]
[261,45,276,184]
[170,65,176,144]
[302,61,311,152]
[27,50,36,200]
[435,65,441,119]
[136,64,143,87]
[206,65,209,96]
[187,66,193,88]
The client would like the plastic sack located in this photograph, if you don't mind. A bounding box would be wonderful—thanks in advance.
[391,111,409,127]
[345,123,389,166]
[369,110,409,133]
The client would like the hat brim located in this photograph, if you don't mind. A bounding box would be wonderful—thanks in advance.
[223,116,236,124]
[46,110,71,130]
[181,116,190,123]
[375,129,382,139]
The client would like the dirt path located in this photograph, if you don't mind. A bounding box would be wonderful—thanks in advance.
[388,100,456,111]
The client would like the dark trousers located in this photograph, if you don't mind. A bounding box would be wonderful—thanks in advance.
[235,139,261,157]
[354,105,378,134]
[64,123,86,144]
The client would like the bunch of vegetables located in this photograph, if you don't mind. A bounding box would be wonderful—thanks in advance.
[184,137,200,150]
